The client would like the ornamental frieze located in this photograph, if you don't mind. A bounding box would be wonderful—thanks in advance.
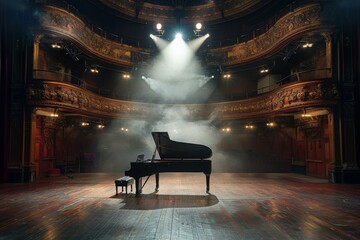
[34,6,147,66]
[99,0,269,24]
[27,80,338,120]
[210,80,338,120]
[208,4,329,66]
[27,81,156,119]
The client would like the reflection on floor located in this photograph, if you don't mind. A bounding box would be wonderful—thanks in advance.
[0,173,359,239]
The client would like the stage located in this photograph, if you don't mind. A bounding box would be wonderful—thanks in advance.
[0,173,359,239]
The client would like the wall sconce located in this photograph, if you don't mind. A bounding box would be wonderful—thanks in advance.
[123,74,131,79]
[223,74,231,79]
[81,122,89,126]
[221,127,231,133]
[260,67,269,74]
[51,43,61,49]
[302,42,313,48]
[266,122,276,127]
[90,66,99,73]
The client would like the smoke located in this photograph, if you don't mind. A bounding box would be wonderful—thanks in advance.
[142,35,212,102]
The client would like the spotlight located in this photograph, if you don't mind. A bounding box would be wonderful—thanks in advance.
[141,76,146,80]
[205,33,210,38]
[150,34,154,38]
[175,33,182,39]
[195,23,202,30]
[156,23,162,30]
[211,75,214,78]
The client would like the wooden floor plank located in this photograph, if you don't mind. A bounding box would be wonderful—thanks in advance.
[0,173,359,240]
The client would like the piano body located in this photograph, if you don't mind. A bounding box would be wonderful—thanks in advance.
[125,132,212,195]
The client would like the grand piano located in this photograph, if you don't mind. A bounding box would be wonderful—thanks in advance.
[125,132,212,195]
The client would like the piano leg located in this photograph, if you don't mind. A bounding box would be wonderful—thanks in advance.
[155,173,159,192]
[206,174,210,193]
[135,177,142,195]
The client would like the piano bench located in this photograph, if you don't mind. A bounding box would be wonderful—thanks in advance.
[115,176,134,195]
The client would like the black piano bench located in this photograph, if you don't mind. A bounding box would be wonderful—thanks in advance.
[115,176,134,195]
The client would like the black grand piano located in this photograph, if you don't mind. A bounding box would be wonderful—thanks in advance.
[125,132,212,195]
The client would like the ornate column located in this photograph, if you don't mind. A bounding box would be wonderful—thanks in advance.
[33,34,43,71]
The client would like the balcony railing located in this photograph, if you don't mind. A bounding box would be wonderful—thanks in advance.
[33,68,332,103]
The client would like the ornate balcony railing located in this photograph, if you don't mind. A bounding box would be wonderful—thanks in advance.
[29,70,338,120]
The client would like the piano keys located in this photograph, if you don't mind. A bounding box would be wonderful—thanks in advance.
[125,132,212,195]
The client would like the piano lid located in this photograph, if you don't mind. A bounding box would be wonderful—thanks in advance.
[152,132,212,160]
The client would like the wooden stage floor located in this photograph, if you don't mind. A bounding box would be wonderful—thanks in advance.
[0,173,359,240]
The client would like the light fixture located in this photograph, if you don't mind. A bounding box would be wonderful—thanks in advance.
[301,114,311,117]
[223,74,231,79]
[50,113,59,117]
[175,33,182,39]
[260,67,269,73]
[266,122,276,127]
[302,42,313,48]
[195,23,202,30]
[51,43,61,49]
[245,124,255,129]
[81,122,89,126]
[156,23,162,30]
[90,66,99,73]
[221,128,231,132]
[98,124,105,129]
[123,74,131,79]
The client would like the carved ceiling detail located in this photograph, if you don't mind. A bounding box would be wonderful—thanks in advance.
[207,4,331,66]
[99,0,269,23]
[27,80,338,120]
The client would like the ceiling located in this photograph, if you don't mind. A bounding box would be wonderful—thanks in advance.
[64,0,297,48]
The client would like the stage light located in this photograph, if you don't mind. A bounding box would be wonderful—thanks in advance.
[156,23,162,30]
[195,23,202,30]
[175,33,182,39]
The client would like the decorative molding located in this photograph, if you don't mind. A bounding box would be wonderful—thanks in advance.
[34,6,149,66]
[209,80,338,120]
[207,4,332,66]
[99,0,269,24]
[33,4,333,67]
[27,79,338,120]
